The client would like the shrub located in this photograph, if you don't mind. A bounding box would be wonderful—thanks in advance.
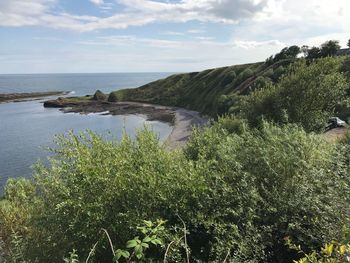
[272,66,286,81]
[185,121,350,262]
[288,240,350,263]
[340,56,350,79]
[240,57,348,132]
[216,115,247,135]
[0,178,36,261]
[235,68,254,85]
[1,121,349,262]
[250,76,273,90]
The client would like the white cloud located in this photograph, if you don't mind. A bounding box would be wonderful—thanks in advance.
[232,39,285,49]
[162,31,185,36]
[89,0,114,11]
[195,36,215,41]
[116,0,270,24]
[0,0,54,26]
[1,0,350,73]
[0,0,349,38]
[188,29,206,34]
[90,0,104,5]
[0,0,272,31]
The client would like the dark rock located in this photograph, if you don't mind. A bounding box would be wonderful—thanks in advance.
[43,100,65,107]
[108,92,119,102]
[93,90,107,101]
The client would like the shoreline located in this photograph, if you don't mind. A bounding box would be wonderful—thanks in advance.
[43,97,208,148]
[0,91,67,104]
[164,107,208,150]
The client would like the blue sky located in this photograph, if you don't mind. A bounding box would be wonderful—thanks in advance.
[0,0,349,73]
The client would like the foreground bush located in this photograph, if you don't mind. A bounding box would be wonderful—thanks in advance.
[185,120,350,261]
[0,121,349,262]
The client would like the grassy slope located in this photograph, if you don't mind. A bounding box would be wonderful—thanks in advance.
[110,60,292,115]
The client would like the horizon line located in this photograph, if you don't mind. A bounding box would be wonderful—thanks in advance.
[0,71,179,75]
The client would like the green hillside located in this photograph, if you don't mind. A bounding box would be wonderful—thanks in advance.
[109,60,292,115]
[110,42,349,117]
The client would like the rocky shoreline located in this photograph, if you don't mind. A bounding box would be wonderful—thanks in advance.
[44,94,208,149]
[44,97,176,124]
[0,91,67,103]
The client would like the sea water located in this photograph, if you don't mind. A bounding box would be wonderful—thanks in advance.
[0,73,173,192]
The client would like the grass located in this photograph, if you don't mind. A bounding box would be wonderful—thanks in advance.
[58,95,93,103]
[108,60,291,116]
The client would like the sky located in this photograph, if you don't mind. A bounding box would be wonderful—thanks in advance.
[0,0,349,74]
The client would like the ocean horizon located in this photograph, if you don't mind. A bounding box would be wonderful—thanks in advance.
[0,72,174,95]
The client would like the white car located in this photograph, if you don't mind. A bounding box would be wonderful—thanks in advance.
[325,117,346,131]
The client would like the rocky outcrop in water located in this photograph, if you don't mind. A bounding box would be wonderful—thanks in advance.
[0,91,66,103]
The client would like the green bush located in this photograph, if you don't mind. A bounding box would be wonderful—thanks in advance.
[216,115,247,135]
[185,121,350,262]
[236,68,254,85]
[240,57,348,132]
[272,65,286,81]
[340,56,350,79]
[1,121,349,262]
[250,76,273,90]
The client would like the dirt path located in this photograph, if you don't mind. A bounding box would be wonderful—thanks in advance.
[323,127,348,142]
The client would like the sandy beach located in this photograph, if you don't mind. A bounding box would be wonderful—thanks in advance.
[164,107,208,150]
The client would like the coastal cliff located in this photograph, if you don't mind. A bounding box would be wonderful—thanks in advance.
[108,60,292,115]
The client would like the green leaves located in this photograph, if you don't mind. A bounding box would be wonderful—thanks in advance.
[115,249,130,260]
[151,238,163,245]
[142,236,151,243]
[241,57,348,132]
[112,220,166,262]
[126,239,138,248]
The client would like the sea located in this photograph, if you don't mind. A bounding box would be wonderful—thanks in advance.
[0,73,173,193]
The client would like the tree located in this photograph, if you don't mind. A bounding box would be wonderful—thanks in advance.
[305,46,321,60]
[320,40,340,57]
[284,45,301,58]
[241,57,348,131]
[347,38,350,48]
[273,46,301,62]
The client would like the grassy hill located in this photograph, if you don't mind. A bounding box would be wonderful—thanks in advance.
[109,60,293,115]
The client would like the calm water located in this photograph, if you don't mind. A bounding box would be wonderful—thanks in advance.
[0,73,173,192]
[0,72,171,96]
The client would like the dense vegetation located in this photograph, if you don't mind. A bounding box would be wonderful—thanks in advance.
[109,40,349,119]
[1,40,350,262]
[237,57,349,132]
[1,120,350,262]
[108,60,292,115]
